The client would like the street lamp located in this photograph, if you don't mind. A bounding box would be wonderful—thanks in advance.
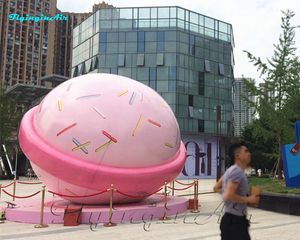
[216,105,221,181]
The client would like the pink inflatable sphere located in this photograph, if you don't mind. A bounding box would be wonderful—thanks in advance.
[19,73,186,204]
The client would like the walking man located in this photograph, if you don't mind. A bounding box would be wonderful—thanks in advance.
[213,142,260,240]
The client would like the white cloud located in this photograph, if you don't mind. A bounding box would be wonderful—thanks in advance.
[57,0,300,84]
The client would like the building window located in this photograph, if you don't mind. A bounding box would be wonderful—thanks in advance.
[99,43,106,53]
[110,68,118,74]
[157,31,165,52]
[189,95,193,106]
[169,66,176,80]
[198,72,204,95]
[149,67,157,90]
[204,60,211,72]
[198,119,204,132]
[168,81,176,92]
[157,31,165,41]
[89,58,94,72]
[138,31,145,53]
[100,32,107,42]
[137,53,145,66]
[99,32,107,53]
[157,53,164,66]
[93,55,99,69]
[189,35,195,56]
[188,106,194,118]
[218,63,225,76]
[80,62,86,75]
[73,66,79,77]
[118,54,125,67]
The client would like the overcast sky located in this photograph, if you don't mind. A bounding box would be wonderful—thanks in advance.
[57,0,300,84]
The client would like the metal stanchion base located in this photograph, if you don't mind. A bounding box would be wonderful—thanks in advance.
[0,220,5,224]
[34,224,48,228]
[159,215,171,221]
[191,209,200,213]
[103,222,117,227]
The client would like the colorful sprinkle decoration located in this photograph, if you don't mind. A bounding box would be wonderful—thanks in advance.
[72,138,89,154]
[72,141,91,152]
[148,119,161,128]
[129,92,136,105]
[132,114,143,136]
[67,83,72,92]
[164,142,174,148]
[58,100,62,111]
[76,94,101,100]
[56,123,77,136]
[102,130,118,143]
[92,107,106,119]
[117,89,128,97]
[95,140,112,153]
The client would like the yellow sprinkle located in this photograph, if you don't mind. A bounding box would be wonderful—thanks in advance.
[72,141,91,151]
[132,114,143,136]
[117,89,128,97]
[58,100,62,111]
[165,142,174,148]
[95,141,112,153]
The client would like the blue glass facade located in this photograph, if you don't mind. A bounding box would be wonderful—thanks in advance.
[71,6,234,137]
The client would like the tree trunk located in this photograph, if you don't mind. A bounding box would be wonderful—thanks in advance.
[0,139,5,176]
[277,135,283,179]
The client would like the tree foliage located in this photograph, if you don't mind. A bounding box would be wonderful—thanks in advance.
[0,86,22,157]
[242,10,300,175]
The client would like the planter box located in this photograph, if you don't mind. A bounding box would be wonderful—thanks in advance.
[258,192,300,215]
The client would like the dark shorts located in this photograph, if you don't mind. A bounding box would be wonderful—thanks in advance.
[220,212,250,240]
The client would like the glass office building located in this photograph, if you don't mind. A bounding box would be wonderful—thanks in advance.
[71,6,234,178]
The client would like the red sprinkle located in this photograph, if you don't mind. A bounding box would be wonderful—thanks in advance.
[56,123,77,136]
[102,130,118,143]
[148,119,161,128]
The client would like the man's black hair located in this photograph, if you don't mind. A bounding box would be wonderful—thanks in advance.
[228,141,249,163]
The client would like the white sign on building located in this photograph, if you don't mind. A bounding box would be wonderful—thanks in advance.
[178,135,224,179]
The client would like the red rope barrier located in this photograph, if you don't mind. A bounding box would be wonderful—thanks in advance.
[2,189,41,199]
[48,189,107,198]
[167,184,194,191]
[17,181,43,185]
[174,179,195,186]
[0,182,14,189]
[116,188,163,199]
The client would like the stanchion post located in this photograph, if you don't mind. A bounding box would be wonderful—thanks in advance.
[0,209,5,224]
[12,178,16,201]
[191,180,200,213]
[159,182,171,220]
[171,180,175,196]
[0,199,5,224]
[34,185,48,228]
[196,180,199,203]
[104,184,117,227]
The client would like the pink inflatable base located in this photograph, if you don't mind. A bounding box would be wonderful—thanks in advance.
[5,194,189,224]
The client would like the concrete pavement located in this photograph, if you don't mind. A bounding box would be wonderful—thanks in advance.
[0,178,300,240]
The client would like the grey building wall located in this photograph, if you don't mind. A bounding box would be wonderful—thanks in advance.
[71,7,234,138]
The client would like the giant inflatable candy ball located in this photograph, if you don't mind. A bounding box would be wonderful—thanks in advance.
[19,73,186,204]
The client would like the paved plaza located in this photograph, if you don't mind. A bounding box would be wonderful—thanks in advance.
[1,178,300,240]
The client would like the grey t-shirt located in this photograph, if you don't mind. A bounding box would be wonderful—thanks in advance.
[222,164,249,216]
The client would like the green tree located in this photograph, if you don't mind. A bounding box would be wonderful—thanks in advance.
[0,85,22,175]
[242,119,278,171]
[243,10,300,178]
